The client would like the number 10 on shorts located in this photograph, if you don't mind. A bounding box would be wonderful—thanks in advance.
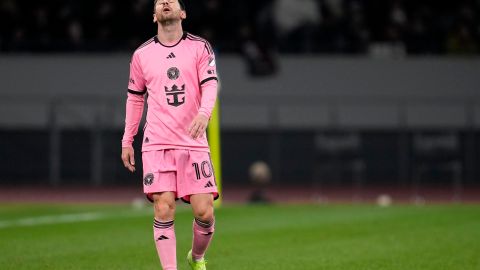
[192,161,213,180]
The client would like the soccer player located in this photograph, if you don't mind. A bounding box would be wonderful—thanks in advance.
[121,0,219,269]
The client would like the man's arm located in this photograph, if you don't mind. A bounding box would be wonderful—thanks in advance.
[121,92,145,172]
[188,79,217,139]
[122,91,145,148]
[121,52,146,172]
[188,41,218,139]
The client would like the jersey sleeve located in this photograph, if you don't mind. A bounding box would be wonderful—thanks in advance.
[197,41,218,87]
[128,51,146,94]
[122,51,146,147]
[121,92,145,147]
[197,41,218,119]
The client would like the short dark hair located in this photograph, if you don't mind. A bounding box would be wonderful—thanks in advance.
[178,0,186,10]
[154,0,186,11]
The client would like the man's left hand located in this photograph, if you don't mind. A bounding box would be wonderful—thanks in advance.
[188,114,209,139]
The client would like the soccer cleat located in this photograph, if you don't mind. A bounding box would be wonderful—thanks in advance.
[187,250,207,270]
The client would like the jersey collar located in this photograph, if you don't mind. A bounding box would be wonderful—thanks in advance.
[154,32,188,48]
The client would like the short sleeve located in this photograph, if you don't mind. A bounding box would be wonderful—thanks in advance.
[198,41,218,86]
[128,52,146,93]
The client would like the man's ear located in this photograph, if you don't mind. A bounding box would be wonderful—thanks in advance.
[180,10,187,20]
[153,14,158,23]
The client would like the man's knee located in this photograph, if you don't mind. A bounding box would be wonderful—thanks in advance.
[153,193,176,220]
[192,201,214,221]
[196,207,214,221]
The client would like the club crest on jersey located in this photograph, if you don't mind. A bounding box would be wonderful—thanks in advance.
[165,84,185,107]
[144,173,154,186]
[167,67,180,80]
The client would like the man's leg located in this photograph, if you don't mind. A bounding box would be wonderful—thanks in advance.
[152,192,177,270]
[190,194,215,262]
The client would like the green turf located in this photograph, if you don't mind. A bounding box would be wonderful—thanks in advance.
[0,203,479,270]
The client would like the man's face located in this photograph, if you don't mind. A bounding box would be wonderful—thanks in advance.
[154,0,186,23]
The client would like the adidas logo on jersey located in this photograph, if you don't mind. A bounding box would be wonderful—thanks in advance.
[204,181,214,188]
[167,52,176,59]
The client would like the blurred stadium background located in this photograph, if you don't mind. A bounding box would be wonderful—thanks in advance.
[1,0,480,202]
[1,1,480,269]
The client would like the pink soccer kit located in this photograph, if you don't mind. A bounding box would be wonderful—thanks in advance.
[122,32,219,202]
[122,32,219,269]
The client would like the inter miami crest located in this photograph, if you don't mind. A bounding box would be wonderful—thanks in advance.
[144,173,154,186]
[167,67,180,80]
[165,84,185,107]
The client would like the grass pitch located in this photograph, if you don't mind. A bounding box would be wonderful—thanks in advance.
[0,203,479,270]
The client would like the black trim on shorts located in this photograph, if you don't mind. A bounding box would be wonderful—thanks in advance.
[180,193,220,205]
[200,77,218,86]
[146,194,180,203]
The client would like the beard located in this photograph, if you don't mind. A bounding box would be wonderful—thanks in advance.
[156,10,181,23]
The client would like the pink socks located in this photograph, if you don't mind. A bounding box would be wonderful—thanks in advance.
[191,218,215,261]
[153,219,177,270]
[153,217,215,268]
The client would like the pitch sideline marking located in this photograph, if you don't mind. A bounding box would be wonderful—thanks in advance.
[0,210,150,229]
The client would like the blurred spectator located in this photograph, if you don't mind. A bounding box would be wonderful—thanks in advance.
[67,20,84,50]
[127,0,152,49]
[273,0,321,52]
[405,6,430,54]
[447,2,478,54]
[248,161,272,204]
[447,24,477,54]
[239,24,278,77]
[390,0,407,28]
[344,0,370,53]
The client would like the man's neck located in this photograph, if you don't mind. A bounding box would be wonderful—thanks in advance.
[157,20,184,45]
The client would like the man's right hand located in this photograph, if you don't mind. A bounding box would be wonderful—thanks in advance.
[121,147,136,172]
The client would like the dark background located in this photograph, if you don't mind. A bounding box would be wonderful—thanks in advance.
[1,0,479,54]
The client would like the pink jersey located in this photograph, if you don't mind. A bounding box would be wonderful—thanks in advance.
[122,32,218,152]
